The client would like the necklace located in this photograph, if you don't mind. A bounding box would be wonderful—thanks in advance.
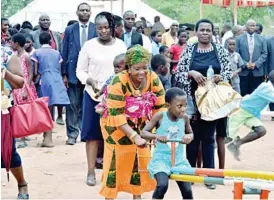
[129,75,143,97]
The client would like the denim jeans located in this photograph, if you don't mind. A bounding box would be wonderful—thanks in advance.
[66,83,84,140]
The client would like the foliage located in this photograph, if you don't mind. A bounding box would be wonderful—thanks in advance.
[1,0,34,18]
[144,0,274,26]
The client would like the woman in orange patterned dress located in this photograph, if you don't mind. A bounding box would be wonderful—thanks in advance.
[100,45,166,199]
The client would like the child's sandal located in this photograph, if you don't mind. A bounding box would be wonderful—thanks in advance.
[17,184,29,200]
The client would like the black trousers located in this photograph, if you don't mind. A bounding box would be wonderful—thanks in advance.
[270,103,274,112]
[152,172,193,199]
[240,74,264,96]
[187,119,216,169]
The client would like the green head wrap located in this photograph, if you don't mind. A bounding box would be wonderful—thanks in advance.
[125,45,150,68]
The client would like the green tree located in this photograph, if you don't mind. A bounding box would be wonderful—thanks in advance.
[1,0,34,18]
[144,0,274,26]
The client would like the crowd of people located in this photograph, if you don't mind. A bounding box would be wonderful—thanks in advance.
[1,1,274,199]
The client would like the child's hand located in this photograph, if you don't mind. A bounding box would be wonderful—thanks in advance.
[181,134,193,144]
[156,136,168,143]
[134,135,147,148]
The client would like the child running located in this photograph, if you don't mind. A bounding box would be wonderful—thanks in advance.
[95,53,126,115]
[151,54,171,90]
[227,70,274,161]
[31,32,70,148]
[141,87,194,199]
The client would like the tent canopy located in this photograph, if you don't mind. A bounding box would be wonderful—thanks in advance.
[8,0,174,32]
[202,0,274,7]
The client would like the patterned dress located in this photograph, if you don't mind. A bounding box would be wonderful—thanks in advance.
[13,54,37,104]
[100,71,166,199]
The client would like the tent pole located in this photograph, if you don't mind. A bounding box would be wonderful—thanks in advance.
[110,0,113,13]
[121,0,124,15]
[200,0,203,19]
[233,0,237,25]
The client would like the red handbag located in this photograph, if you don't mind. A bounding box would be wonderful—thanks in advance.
[10,84,54,138]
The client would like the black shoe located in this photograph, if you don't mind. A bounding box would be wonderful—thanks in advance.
[95,162,103,169]
[205,183,216,190]
[66,138,76,145]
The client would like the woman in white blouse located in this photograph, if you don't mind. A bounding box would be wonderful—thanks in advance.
[76,12,127,186]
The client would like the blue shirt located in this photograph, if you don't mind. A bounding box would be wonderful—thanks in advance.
[124,31,132,49]
[158,74,171,91]
[241,81,274,118]
[152,41,161,56]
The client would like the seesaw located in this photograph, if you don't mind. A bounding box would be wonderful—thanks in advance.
[138,139,274,200]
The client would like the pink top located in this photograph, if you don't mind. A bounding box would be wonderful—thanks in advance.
[170,44,186,71]
[13,54,37,104]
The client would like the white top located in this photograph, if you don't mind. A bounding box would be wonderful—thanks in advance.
[142,34,152,54]
[79,22,89,44]
[222,30,233,46]
[76,38,127,101]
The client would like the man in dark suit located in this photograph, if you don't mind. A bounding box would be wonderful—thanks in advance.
[267,37,274,120]
[61,2,97,146]
[31,14,62,51]
[236,19,268,96]
[121,10,143,49]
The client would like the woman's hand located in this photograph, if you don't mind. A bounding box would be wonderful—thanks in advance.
[189,70,206,86]
[63,75,69,88]
[86,78,99,92]
[213,74,222,84]
[134,135,147,148]
[181,134,193,144]
[156,135,168,143]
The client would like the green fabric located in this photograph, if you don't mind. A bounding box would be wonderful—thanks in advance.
[106,150,117,188]
[130,154,141,186]
[229,108,263,139]
[125,45,150,67]
[155,89,165,97]
[108,93,125,101]
[108,107,125,116]
[153,78,160,87]
[111,76,121,85]
[118,136,133,145]
[105,125,117,135]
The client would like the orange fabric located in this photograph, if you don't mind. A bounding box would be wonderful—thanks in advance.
[100,71,166,198]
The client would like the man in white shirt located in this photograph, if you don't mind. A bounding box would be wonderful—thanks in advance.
[135,21,152,54]
[222,22,233,46]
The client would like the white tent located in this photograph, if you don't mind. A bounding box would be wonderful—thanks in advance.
[8,0,174,32]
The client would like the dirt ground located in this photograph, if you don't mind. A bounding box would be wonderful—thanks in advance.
[1,117,274,199]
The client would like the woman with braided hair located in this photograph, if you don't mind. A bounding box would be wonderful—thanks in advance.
[99,45,166,199]
[76,11,127,186]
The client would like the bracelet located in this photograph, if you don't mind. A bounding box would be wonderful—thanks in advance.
[130,131,138,140]
[1,68,6,79]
